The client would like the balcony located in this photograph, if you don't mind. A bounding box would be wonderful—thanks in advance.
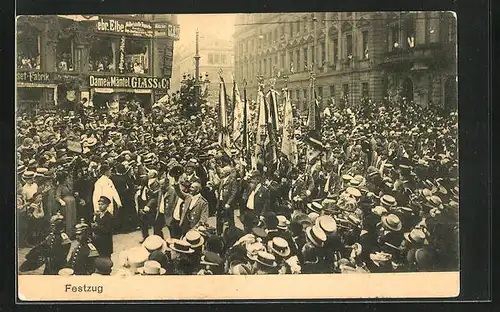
[378,43,453,71]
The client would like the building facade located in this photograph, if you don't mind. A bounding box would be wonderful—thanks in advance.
[16,14,179,114]
[171,35,234,105]
[233,12,457,114]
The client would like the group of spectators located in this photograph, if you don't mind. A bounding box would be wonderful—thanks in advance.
[17,92,459,275]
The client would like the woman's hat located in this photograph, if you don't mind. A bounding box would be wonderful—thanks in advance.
[404,229,427,245]
[58,268,74,276]
[255,251,278,268]
[94,257,113,275]
[269,237,291,258]
[380,194,397,207]
[200,251,224,266]
[381,214,403,232]
[185,230,205,248]
[276,215,290,230]
[169,239,195,254]
[305,225,327,247]
[307,201,323,214]
[137,260,167,275]
[142,235,167,253]
[315,215,337,235]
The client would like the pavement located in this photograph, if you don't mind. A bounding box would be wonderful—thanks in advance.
[18,211,244,275]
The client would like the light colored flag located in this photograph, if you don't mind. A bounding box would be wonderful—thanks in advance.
[218,76,230,149]
[254,89,269,169]
[281,90,298,165]
[231,80,244,149]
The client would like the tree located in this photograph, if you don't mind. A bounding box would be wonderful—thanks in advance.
[175,76,207,119]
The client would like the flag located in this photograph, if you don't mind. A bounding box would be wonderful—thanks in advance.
[266,89,279,165]
[242,83,250,164]
[231,79,244,149]
[305,79,324,162]
[281,90,298,165]
[218,76,230,149]
[254,89,268,170]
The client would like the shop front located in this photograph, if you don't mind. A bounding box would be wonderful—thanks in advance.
[88,74,169,113]
[16,71,58,115]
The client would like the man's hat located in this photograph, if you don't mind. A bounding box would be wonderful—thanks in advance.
[148,250,169,269]
[269,237,291,258]
[200,251,224,266]
[307,202,323,214]
[50,212,65,225]
[315,215,337,235]
[404,229,427,245]
[380,194,397,207]
[276,215,290,230]
[94,257,113,275]
[251,227,268,240]
[380,214,403,232]
[142,235,167,253]
[185,230,205,248]
[305,225,327,247]
[168,239,195,254]
[22,171,35,180]
[137,260,167,275]
[255,251,278,268]
[98,196,111,205]
[246,242,265,261]
[58,268,74,276]
[17,165,26,175]
[75,219,90,234]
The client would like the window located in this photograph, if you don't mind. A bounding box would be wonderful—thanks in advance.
[321,42,326,66]
[404,18,416,48]
[362,30,369,59]
[296,89,300,101]
[317,86,323,99]
[214,53,221,63]
[89,36,116,73]
[57,37,74,72]
[329,85,335,98]
[221,54,227,64]
[333,39,338,64]
[280,25,285,40]
[296,49,301,71]
[16,23,41,70]
[263,59,267,75]
[273,29,277,43]
[346,34,353,59]
[124,38,150,74]
[303,88,308,101]
[343,84,349,97]
[303,47,308,69]
[391,26,400,49]
[280,52,285,70]
[289,22,293,37]
[208,53,214,64]
[296,20,301,35]
[362,82,369,97]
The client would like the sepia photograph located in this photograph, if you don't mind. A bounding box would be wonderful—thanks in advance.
[16,12,459,301]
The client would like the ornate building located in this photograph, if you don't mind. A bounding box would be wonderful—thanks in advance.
[233,12,457,114]
[16,14,179,114]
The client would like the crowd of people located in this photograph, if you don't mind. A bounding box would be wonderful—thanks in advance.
[17,92,459,276]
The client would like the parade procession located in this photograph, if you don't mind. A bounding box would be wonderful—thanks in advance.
[16,13,459,277]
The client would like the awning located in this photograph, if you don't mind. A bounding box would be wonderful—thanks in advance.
[57,15,98,22]
[93,88,114,93]
[93,88,152,94]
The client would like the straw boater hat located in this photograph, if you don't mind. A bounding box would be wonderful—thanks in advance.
[315,215,337,235]
[255,251,278,268]
[246,242,265,261]
[308,212,320,223]
[372,206,388,216]
[307,202,323,214]
[123,246,150,269]
[137,260,166,275]
[58,268,74,276]
[22,170,35,180]
[17,164,26,175]
[185,230,205,248]
[404,229,427,246]
[142,235,167,253]
[276,215,290,230]
[269,237,291,258]
[168,239,195,254]
[349,179,361,187]
[306,225,327,247]
[380,194,397,207]
[346,187,362,199]
[380,214,403,232]
[342,174,354,183]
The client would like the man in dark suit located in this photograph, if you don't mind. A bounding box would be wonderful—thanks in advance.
[216,165,239,235]
[157,178,183,239]
[91,196,114,257]
[241,170,270,218]
[173,181,209,236]
[137,170,161,242]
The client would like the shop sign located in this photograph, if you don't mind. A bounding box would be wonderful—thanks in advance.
[17,71,53,83]
[96,17,180,40]
[89,75,170,90]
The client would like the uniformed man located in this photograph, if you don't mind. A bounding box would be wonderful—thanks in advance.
[43,212,72,275]
[68,219,99,275]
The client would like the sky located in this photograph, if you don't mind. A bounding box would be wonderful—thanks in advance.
[176,13,236,48]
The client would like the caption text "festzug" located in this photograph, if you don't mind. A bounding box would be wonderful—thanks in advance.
[65,284,104,294]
